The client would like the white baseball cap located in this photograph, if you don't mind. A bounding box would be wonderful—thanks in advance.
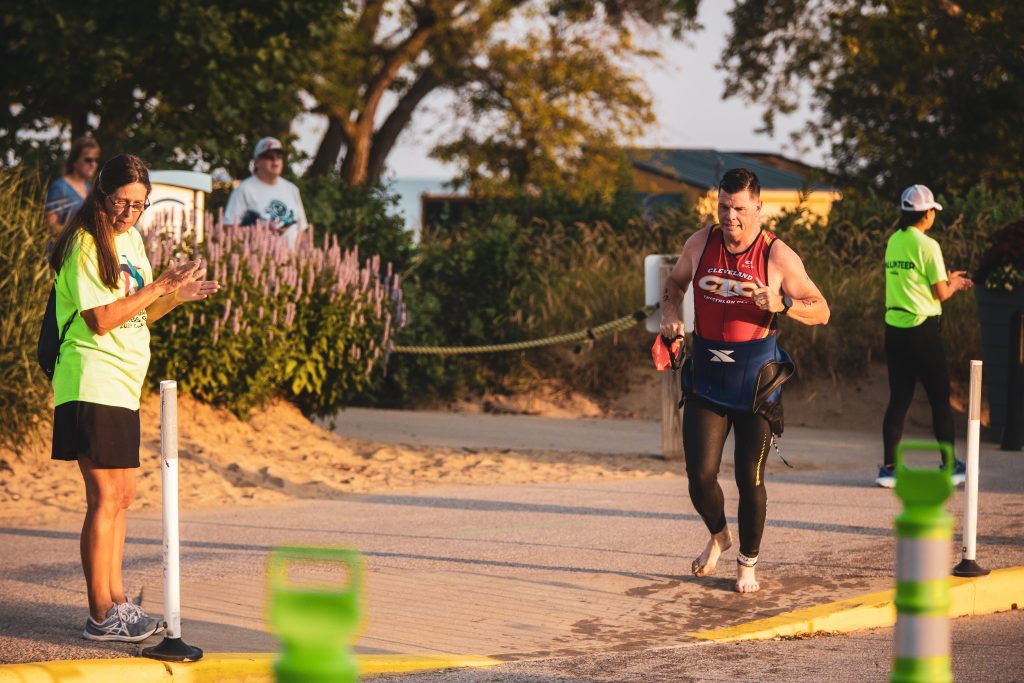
[253,136,284,159]
[900,184,943,211]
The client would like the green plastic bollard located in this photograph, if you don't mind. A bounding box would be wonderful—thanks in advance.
[891,440,955,683]
[268,546,363,683]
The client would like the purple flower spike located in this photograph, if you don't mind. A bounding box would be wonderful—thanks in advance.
[222,298,233,325]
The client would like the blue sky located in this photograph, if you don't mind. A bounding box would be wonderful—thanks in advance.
[292,4,816,180]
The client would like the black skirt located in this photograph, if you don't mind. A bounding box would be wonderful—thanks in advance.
[52,401,141,469]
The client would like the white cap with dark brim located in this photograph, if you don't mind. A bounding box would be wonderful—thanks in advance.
[253,136,284,159]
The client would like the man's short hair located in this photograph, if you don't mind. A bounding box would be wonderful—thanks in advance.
[719,168,761,199]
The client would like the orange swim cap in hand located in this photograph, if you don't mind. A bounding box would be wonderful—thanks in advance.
[652,335,684,371]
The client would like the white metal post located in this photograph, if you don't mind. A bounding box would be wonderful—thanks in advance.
[143,379,203,661]
[161,379,182,638]
[953,360,989,577]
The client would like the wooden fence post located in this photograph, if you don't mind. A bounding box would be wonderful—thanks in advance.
[659,259,683,460]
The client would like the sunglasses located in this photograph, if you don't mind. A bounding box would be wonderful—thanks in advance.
[82,157,100,164]
[259,151,285,160]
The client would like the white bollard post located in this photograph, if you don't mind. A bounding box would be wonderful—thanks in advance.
[142,380,204,661]
[161,380,183,639]
[953,361,990,577]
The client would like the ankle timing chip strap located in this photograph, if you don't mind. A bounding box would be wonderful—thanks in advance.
[737,552,759,568]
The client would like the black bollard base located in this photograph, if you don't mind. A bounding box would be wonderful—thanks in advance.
[953,558,991,578]
[142,636,204,662]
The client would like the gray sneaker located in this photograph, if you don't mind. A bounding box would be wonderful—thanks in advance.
[124,597,164,634]
[83,602,159,642]
[122,598,162,634]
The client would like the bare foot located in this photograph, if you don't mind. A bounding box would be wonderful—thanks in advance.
[692,528,732,577]
[735,561,760,593]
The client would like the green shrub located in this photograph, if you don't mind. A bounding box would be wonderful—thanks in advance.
[374,214,535,403]
[0,172,52,453]
[145,222,405,417]
[517,217,691,394]
[377,186,699,404]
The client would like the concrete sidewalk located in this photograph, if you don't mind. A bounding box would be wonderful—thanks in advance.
[1,423,1022,677]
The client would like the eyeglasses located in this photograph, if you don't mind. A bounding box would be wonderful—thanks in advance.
[82,157,100,164]
[107,198,151,215]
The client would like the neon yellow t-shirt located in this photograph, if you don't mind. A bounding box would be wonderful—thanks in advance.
[883,227,947,328]
[52,228,153,410]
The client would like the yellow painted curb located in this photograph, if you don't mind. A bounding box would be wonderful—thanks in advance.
[689,566,1024,642]
[358,655,502,675]
[0,653,502,682]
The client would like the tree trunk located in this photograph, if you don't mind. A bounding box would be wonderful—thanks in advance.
[339,126,372,187]
[307,114,348,178]
[366,71,442,184]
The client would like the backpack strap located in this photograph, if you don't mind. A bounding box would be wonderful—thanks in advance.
[54,278,76,366]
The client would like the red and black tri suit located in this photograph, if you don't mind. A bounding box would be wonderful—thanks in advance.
[692,226,777,342]
[683,225,794,562]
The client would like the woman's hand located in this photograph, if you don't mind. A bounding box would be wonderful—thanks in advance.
[174,278,221,303]
[153,259,204,296]
[950,270,974,292]
[933,270,974,301]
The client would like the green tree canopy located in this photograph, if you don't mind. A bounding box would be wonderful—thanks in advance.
[1,0,346,177]
[430,24,655,199]
[3,1,700,192]
[720,0,1024,194]
[303,0,700,189]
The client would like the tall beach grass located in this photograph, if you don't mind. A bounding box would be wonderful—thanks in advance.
[0,172,52,454]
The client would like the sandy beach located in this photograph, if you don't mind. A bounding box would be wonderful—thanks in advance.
[0,361,970,527]
[0,392,680,527]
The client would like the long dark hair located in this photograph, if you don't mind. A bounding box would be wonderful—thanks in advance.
[49,154,151,287]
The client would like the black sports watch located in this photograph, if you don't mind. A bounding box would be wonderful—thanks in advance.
[780,295,793,315]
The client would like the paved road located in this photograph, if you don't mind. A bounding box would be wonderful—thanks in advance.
[321,409,667,455]
[1,416,1022,681]
[380,610,1024,683]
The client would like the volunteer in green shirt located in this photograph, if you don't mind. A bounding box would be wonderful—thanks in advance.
[47,154,220,642]
[876,184,973,488]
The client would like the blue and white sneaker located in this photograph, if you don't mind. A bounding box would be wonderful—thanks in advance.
[83,602,159,642]
[875,465,896,488]
[951,459,967,487]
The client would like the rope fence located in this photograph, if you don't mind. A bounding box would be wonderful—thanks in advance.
[391,305,657,356]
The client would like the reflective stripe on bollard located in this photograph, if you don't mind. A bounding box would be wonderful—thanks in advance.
[891,439,954,683]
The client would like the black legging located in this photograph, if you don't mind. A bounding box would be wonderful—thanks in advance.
[683,397,772,559]
[882,317,955,467]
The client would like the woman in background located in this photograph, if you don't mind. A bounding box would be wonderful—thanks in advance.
[48,154,219,642]
[877,184,972,488]
[45,136,101,238]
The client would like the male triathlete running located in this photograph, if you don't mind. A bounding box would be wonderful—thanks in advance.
[660,168,830,593]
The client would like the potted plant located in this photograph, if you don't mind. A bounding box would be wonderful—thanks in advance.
[974,219,1024,445]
